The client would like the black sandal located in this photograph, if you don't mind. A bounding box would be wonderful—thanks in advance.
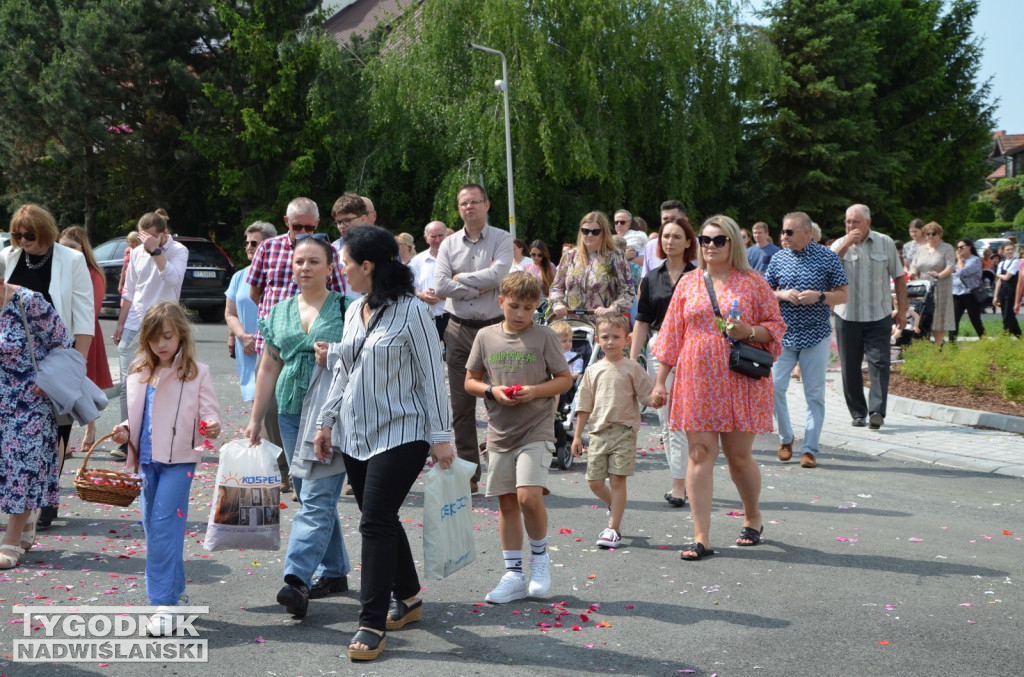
[736,525,764,547]
[347,628,386,661]
[680,542,714,561]
[386,598,423,631]
[664,492,687,508]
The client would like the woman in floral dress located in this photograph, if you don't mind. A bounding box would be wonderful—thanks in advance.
[0,282,72,568]
[549,211,635,322]
[651,215,785,562]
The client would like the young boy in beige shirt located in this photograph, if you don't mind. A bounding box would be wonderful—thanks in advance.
[572,313,662,548]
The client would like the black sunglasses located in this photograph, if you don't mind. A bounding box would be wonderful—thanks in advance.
[11,231,38,242]
[245,240,261,247]
[295,233,329,243]
[291,224,317,233]
[698,234,730,248]
[781,229,801,236]
[580,227,602,236]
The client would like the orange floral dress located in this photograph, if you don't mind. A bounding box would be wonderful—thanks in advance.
[653,269,786,433]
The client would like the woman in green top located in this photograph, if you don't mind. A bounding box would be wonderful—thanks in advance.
[246,235,345,500]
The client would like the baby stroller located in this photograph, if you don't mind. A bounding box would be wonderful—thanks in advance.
[893,279,933,347]
[551,311,601,470]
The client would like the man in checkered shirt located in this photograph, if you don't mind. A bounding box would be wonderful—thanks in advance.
[245,197,346,483]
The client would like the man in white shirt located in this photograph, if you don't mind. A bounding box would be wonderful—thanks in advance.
[112,211,189,455]
[410,220,449,342]
[614,210,648,266]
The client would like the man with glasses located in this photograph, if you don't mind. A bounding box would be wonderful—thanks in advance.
[246,198,346,486]
[831,204,907,431]
[330,193,371,301]
[410,220,450,343]
[640,200,688,277]
[435,184,514,492]
[766,212,849,468]
[614,210,647,265]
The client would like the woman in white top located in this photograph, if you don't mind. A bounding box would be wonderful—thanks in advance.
[315,225,454,662]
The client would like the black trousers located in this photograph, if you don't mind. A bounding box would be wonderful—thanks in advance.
[998,291,1021,336]
[835,316,893,420]
[343,440,430,632]
[950,293,985,341]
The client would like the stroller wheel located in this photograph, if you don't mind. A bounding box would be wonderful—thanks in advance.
[555,443,574,470]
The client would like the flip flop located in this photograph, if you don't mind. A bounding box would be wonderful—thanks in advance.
[680,542,714,561]
[736,525,764,546]
[347,628,386,661]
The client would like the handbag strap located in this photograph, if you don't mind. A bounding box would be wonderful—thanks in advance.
[702,270,729,339]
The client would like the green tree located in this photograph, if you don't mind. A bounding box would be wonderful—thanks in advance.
[362,0,775,242]
[0,0,220,236]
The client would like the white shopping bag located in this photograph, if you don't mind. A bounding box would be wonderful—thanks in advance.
[203,439,283,551]
[422,457,477,579]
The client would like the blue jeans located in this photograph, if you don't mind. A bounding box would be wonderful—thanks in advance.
[284,470,351,586]
[140,461,196,605]
[773,335,830,455]
[278,412,302,499]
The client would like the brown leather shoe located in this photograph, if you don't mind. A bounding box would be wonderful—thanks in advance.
[800,452,817,468]
[778,442,793,462]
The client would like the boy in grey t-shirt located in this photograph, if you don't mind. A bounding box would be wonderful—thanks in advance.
[466,272,571,604]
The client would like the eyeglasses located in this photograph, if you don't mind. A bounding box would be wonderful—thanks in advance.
[291,223,317,233]
[245,240,261,248]
[295,233,329,243]
[698,234,730,248]
[956,244,970,249]
[614,220,630,225]
[530,252,544,258]
[11,231,37,242]
[334,215,359,227]
[925,232,939,237]
[580,227,602,236]
[781,229,806,237]
[458,199,486,208]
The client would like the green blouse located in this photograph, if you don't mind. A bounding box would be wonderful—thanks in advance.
[258,291,345,415]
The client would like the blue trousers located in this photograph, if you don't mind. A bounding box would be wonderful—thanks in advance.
[278,412,303,499]
[773,335,830,455]
[140,461,196,606]
[284,470,351,586]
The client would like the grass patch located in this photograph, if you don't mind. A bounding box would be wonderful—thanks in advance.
[954,315,1004,338]
[901,335,1024,400]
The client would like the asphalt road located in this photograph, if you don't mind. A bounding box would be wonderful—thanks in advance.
[2,317,1021,677]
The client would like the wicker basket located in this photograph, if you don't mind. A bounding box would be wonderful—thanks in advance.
[73,434,141,507]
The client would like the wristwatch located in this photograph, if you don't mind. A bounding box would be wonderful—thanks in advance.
[149,247,163,257]
[818,291,826,303]
[485,385,495,401]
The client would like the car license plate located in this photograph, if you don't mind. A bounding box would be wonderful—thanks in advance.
[192,270,217,278]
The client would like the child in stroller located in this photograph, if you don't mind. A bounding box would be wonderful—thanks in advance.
[892,279,933,348]
[548,314,600,469]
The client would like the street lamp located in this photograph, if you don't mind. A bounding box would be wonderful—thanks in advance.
[469,42,516,240]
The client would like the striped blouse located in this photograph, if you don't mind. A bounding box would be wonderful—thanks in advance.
[316,294,452,460]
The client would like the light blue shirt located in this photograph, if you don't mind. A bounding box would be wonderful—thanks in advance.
[226,266,258,401]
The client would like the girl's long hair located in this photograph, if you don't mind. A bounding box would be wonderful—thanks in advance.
[59,225,101,276]
[528,239,555,295]
[133,302,198,382]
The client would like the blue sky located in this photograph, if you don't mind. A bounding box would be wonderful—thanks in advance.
[744,0,1022,133]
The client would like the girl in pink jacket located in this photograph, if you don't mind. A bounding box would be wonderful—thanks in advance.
[112,301,221,636]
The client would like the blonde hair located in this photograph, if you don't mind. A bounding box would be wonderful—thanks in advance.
[549,320,573,339]
[9,204,59,250]
[395,232,416,254]
[574,211,614,267]
[923,221,943,237]
[134,302,198,382]
[59,226,101,275]
[126,231,142,247]
[499,270,542,303]
[696,215,751,272]
[596,313,630,335]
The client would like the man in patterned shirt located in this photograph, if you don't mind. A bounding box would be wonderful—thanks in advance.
[766,212,849,468]
[245,197,346,482]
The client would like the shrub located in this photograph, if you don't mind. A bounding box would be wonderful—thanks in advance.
[967,201,995,223]
[900,335,1024,402]
[992,177,1024,222]
[1015,208,1024,227]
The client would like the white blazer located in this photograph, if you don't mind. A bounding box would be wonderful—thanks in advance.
[2,243,95,337]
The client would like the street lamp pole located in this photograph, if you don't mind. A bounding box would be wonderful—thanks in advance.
[469,42,516,240]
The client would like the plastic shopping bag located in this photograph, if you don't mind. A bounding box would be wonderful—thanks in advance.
[203,439,283,551]
[422,457,478,580]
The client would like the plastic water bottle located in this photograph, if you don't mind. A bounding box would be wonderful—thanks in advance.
[728,299,741,323]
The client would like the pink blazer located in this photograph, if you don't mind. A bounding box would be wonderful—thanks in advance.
[120,354,220,465]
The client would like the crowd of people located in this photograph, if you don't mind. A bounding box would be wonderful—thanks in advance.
[3,189,1022,661]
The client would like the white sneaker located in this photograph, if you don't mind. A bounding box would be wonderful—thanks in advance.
[145,607,177,637]
[528,554,551,597]
[596,528,622,549]
[485,571,527,604]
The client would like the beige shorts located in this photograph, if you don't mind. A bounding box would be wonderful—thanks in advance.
[585,424,638,480]
[485,441,553,497]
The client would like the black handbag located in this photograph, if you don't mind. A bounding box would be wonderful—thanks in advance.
[703,271,773,380]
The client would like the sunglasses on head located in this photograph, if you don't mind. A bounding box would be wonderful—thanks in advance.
[294,232,329,243]
[698,234,730,248]
[292,224,317,233]
[11,231,38,242]
[580,227,602,236]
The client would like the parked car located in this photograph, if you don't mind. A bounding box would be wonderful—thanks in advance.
[975,237,1010,255]
[93,236,234,322]
[998,230,1024,242]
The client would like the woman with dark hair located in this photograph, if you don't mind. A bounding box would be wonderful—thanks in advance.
[58,226,114,451]
[950,238,986,341]
[315,225,454,661]
[4,204,94,531]
[510,238,532,273]
[549,211,635,322]
[629,216,697,508]
[526,240,557,297]
[993,242,1021,336]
